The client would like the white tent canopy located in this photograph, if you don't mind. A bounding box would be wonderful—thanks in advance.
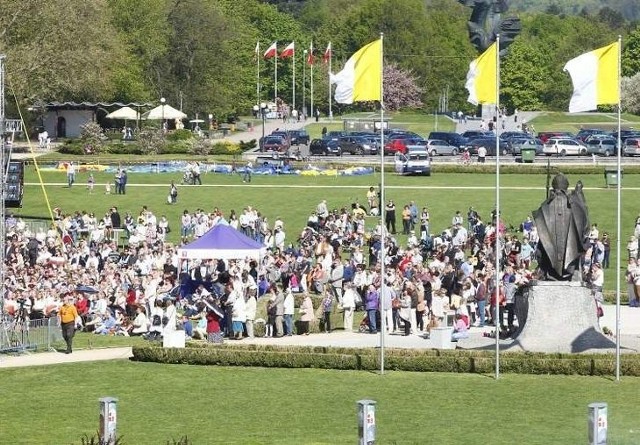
[105,106,140,120]
[143,104,187,120]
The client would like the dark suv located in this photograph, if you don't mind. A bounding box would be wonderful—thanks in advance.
[428,131,468,148]
[288,129,310,145]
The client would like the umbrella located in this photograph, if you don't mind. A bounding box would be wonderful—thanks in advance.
[105,106,140,120]
[143,104,187,120]
[75,285,99,294]
[189,119,205,123]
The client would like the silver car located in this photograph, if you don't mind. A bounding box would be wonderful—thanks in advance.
[509,137,543,155]
[624,138,640,156]
[586,138,618,157]
[422,139,460,156]
[543,138,588,156]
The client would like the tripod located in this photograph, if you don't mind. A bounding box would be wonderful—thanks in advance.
[7,301,30,352]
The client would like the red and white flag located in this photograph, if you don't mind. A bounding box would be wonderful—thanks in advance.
[263,42,277,59]
[323,42,332,64]
[280,41,295,58]
[307,42,315,65]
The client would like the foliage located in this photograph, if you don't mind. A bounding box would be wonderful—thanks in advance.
[78,432,125,445]
[137,128,166,155]
[383,63,423,111]
[501,38,547,111]
[186,138,211,156]
[622,73,640,115]
[622,27,640,77]
[132,344,640,376]
[166,129,194,142]
[79,122,108,155]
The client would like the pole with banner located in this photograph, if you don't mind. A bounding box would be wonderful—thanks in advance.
[615,34,622,381]
[310,41,314,119]
[494,34,501,380]
[378,32,385,375]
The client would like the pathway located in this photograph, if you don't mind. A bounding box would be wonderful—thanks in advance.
[455,111,541,134]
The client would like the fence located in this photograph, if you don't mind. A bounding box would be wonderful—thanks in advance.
[0,316,62,353]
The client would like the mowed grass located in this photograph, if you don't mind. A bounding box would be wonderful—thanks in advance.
[21,168,640,292]
[530,112,640,132]
[0,360,639,444]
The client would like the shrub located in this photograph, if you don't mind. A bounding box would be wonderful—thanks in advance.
[210,142,241,155]
[167,129,194,142]
[238,139,257,151]
[79,122,108,155]
[187,138,212,156]
[137,128,166,155]
[58,144,85,155]
[132,344,640,376]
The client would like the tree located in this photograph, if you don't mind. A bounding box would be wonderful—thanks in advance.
[622,73,640,114]
[622,27,640,77]
[501,39,547,111]
[383,64,423,111]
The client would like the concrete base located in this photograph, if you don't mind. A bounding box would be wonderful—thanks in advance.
[510,282,615,353]
[431,327,455,350]
[162,330,186,348]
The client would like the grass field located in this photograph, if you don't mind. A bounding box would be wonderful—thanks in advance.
[0,360,639,444]
[530,112,640,132]
[19,168,640,292]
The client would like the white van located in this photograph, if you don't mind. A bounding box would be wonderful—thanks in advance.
[394,150,431,176]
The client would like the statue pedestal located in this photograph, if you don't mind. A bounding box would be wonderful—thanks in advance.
[510,282,614,353]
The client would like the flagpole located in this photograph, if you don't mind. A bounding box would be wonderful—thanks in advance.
[257,41,260,106]
[379,32,386,376]
[494,34,501,380]
[310,41,314,118]
[303,50,306,116]
[274,42,278,102]
[615,34,622,382]
[292,43,296,111]
[328,43,333,121]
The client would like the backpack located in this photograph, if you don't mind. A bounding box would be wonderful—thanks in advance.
[152,315,162,326]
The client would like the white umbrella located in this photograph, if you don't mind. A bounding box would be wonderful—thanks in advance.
[189,119,205,123]
[105,106,140,120]
[143,104,187,120]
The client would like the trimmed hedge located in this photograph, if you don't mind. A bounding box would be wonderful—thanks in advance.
[131,343,640,376]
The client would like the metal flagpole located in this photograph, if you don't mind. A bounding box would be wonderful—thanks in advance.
[256,41,260,106]
[292,42,296,111]
[310,41,314,119]
[615,34,622,381]
[274,42,278,102]
[328,43,333,120]
[303,50,306,116]
[494,34,501,380]
[379,32,386,375]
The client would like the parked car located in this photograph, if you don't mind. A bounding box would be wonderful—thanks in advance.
[462,130,494,140]
[537,131,574,144]
[623,138,640,156]
[384,135,425,155]
[337,135,377,155]
[465,137,510,156]
[394,150,431,176]
[428,131,468,148]
[542,138,588,156]
[499,131,527,141]
[509,137,543,155]
[359,135,381,152]
[586,138,618,156]
[576,128,607,142]
[260,135,289,152]
[309,138,341,156]
[421,139,460,156]
[288,129,310,145]
[324,131,348,141]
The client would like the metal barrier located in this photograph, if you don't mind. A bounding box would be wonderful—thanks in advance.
[0,316,62,353]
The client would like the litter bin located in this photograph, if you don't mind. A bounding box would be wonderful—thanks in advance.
[521,148,536,163]
[604,168,622,188]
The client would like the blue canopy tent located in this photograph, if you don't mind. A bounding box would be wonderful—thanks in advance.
[177,224,265,260]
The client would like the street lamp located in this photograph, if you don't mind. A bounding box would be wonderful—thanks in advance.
[208,113,213,131]
[160,97,166,133]
[255,103,267,151]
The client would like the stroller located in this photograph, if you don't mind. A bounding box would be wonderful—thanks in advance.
[358,311,381,333]
[182,170,195,185]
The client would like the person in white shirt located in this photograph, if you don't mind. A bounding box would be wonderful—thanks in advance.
[342,284,357,332]
[283,288,295,335]
[130,306,149,335]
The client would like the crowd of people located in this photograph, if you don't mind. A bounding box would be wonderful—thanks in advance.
[0,184,621,350]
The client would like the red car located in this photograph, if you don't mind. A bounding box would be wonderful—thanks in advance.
[384,136,424,155]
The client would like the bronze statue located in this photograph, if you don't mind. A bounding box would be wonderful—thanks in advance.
[458,0,521,55]
[532,174,591,281]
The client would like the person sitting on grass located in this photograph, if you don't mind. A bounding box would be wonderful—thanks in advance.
[129,305,149,336]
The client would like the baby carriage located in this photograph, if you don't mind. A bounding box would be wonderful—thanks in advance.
[358,312,381,333]
[182,170,195,185]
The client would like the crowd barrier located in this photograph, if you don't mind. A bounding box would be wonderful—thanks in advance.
[0,316,62,353]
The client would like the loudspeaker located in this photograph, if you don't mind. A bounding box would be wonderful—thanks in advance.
[4,161,23,208]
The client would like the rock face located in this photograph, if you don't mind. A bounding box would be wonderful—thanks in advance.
[510,282,615,353]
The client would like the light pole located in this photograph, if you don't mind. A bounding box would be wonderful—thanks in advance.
[260,102,267,151]
[208,113,213,131]
[160,97,166,133]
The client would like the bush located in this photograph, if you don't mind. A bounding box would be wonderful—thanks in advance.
[58,144,85,155]
[132,344,640,376]
[167,129,194,142]
[210,142,241,155]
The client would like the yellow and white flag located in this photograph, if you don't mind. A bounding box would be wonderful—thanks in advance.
[465,42,498,105]
[330,39,381,104]
[564,42,620,113]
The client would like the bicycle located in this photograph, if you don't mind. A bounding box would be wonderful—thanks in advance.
[458,150,472,165]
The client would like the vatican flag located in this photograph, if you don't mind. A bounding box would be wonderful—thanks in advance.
[465,41,498,105]
[330,39,382,104]
[564,42,620,113]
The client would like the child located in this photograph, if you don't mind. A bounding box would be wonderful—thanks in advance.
[105,182,111,194]
[87,173,95,193]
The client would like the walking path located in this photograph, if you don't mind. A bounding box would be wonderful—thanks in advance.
[0,305,637,369]
[455,111,541,134]
[222,118,310,144]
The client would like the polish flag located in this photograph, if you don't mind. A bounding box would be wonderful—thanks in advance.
[280,41,295,58]
[307,42,315,65]
[263,42,277,59]
[323,42,332,64]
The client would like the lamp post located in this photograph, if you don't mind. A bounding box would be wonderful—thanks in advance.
[258,102,267,151]
[160,97,166,133]
[208,113,213,131]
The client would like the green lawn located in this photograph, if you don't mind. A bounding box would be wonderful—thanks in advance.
[0,360,638,444]
[530,112,640,132]
[20,169,639,293]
